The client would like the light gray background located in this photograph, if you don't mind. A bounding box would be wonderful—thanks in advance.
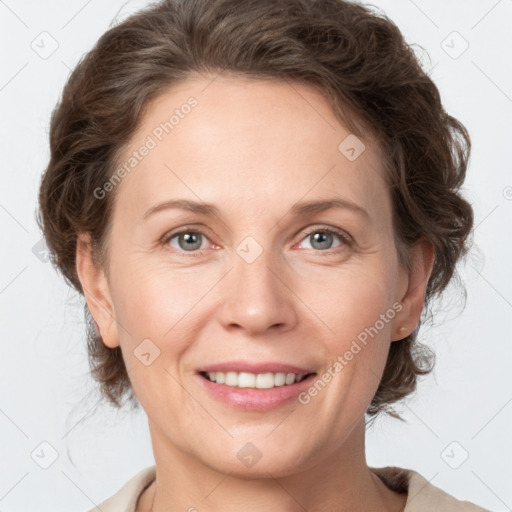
[1,1,511,511]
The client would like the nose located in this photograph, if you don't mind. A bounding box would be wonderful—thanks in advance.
[216,245,298,336]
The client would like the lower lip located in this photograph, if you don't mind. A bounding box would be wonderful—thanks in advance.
[196,373,316,411]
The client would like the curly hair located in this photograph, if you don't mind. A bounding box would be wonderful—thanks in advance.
[36,0,473,419]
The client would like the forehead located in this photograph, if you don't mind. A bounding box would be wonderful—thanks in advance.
[112,73,389,223]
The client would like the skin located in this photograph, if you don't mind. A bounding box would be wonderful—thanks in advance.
[76,73,434,512]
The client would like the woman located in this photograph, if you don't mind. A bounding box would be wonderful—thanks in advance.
[37,0,489,510]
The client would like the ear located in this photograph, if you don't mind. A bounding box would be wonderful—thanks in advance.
[76,232,120,348]
[391,238,435,342]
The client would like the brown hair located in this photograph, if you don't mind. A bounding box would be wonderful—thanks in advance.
[36,0,473,419]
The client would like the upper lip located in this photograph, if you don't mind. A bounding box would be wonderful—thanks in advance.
[197,361,315,375]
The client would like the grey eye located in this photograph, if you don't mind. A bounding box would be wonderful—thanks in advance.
[170,232,206,252]
[308,232,335,250]
[300,229,345,251]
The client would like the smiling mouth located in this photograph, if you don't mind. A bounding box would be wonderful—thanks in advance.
[199,370,316,389]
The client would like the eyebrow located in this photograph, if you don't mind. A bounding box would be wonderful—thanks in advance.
[142,198,370,221]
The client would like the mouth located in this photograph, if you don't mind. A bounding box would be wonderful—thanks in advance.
[195,361,318,410]
[199,370,315,389]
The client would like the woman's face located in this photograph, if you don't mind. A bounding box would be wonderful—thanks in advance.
[78,74,431,476]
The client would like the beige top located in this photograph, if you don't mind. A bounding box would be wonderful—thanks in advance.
[87,465,491,512]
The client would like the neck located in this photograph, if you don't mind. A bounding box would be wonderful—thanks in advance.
[139,416,406,512]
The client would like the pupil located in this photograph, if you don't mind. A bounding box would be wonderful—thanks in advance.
[180,232,202,251]
[311,232,332,250]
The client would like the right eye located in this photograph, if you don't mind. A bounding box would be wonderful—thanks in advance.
[162,229,212,255]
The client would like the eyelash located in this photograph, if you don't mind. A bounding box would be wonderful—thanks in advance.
[160,225,352,257]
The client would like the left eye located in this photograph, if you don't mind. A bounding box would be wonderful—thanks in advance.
[298,227,350,252]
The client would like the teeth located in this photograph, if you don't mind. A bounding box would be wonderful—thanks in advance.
[238,372,256,388]
[204,371,308,389]
[274,372,286,386]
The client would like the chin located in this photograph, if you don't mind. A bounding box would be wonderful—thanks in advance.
[198,437,316,479]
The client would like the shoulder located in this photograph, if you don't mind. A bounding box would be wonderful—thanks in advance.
[370,465,491,512]
[86,466,156,512]
[89,464,491,512]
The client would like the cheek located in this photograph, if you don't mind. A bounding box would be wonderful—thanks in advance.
[110,263,202,380]
[111,255,203,335]
[315,260,399,402]
[298,266,397,421]
[111,268,199,414]
[300,259,398,348]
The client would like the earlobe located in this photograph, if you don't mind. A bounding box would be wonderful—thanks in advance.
[391,238,435,342]
[76,232,120,348]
